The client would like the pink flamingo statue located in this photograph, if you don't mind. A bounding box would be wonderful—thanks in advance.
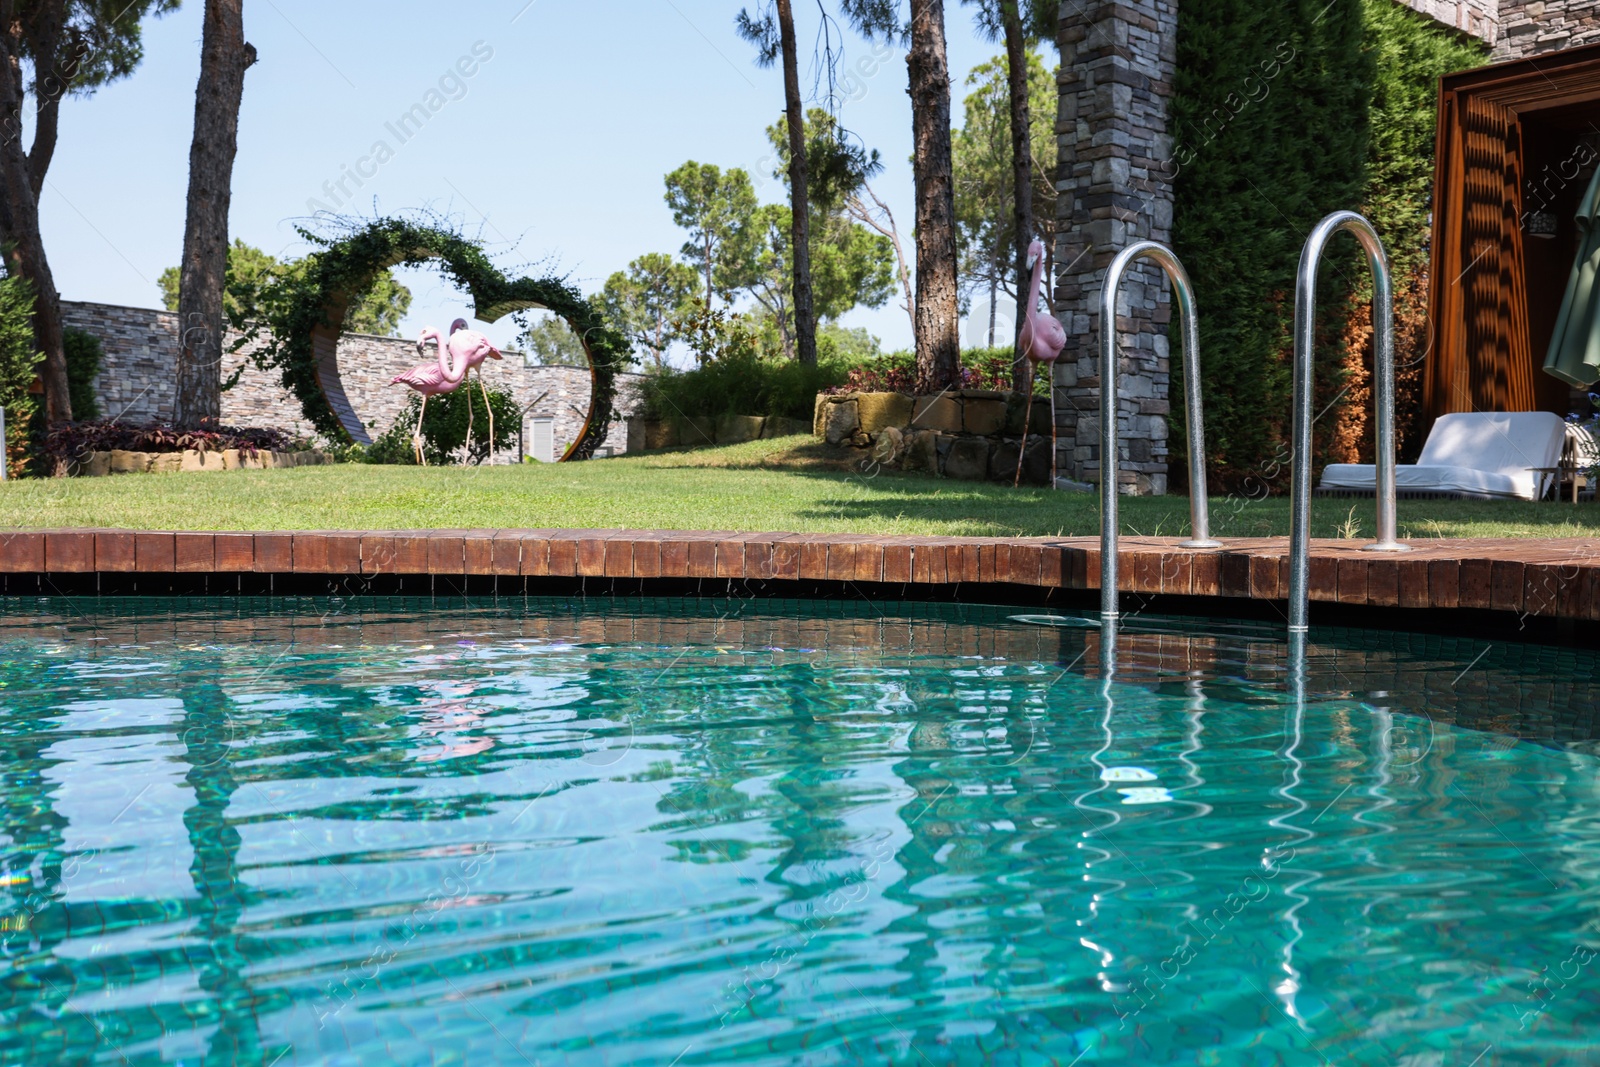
[1015,236,1067,487]
[445,318,503,460]
[392,326,465,465]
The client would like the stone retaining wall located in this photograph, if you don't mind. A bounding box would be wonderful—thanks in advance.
[814,390,1057,485]
[1496,0,1600,56]
[62,301,644,459]
[625,414,813,452]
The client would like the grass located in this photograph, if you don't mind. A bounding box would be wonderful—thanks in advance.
[1,435,1596,539]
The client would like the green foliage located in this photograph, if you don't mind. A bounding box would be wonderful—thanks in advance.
[63,328,102,420]
[591,253,699,366]
[518,314,588,367]
[0,276,41,477]
[369,386,522,466]
[249,217,629,459]
[1170,0,1371,488]
[664,162,759,309]
[159,239,413,336]
[639,347,849,422]
[952,49,1058,311]
[817,323,881,364]
[760,109,897,326]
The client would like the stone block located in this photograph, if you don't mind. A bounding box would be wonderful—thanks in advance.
[180,450,205,472]
[944,437,991,481]
[1030,398,1053,436]
[292,450,318,467]
[241,452,265,470]
[911,395,961,433]
[82,451,111,477]
[627,418,647,453]
[110,449,149,474]
[989,438,1023,482]
[644,419,678,450]
[221,449,242,470]
[870,425,904,464]
[762,416,812,439]
[716,414,765,443]
[151,452,183,473]
[823,399,859,446]
[673,416,717,447]
[855,392,913,434]
[964,398,1007,436]
[902,430,938,472]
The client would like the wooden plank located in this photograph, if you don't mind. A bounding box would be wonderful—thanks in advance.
[1336,558,1368,605]
[255,533,293,573]
[1457,558,1493,610]
[1490,559,1525,614]
[214,533,255,572]
[174,533,216,574]
[135,532,176,573]
[94,531,136,573]
[1365,559,1400,608]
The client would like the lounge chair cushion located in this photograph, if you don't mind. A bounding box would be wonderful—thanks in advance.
[1317,411,1567,501]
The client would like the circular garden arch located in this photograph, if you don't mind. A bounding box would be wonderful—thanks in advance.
[257,219,629,460]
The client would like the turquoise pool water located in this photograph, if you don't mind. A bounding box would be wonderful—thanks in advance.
[1,597,1597,1066]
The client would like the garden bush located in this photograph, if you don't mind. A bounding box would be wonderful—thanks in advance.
[41,421,299,468]
[832,348,1046,395]
[638,349,849,422]
[64,328,103,421]
[368,386,521,465]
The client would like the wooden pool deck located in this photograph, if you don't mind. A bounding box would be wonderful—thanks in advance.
[2,529,1597,627]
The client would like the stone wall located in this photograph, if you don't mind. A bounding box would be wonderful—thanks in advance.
[63,301,643,459]
[1401,0,1501,43]
[814,390,1056,485]
[1052,0,1178,496]
[1496,0,1600,56]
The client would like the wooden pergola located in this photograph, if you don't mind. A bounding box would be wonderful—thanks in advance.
[1426,41,1600,421]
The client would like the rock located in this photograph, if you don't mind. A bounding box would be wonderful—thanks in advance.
[910,395,961,433]
[673,416,717,447]
[644,419,677,450]
[850,429,871,448]
[823,399,860,446]
[221,449,242,470]
[1003,391,1031,435]
[203,451,226,471]
[855,392,913,434]
[944,437,991,481]
[902,430,938,471]
[241,451,265,470]
[293,450,319,467]
[1020,437,1053,485]
[1030,398,1053,436]
[813,393,830,437]
[762,416,812,439]
[180,450,205,472]
[151,452,183,473]
[871,425,904,465]
[82,451,112,477]
[110,449,149,474]
[963,398,1007,436]
[1054,475,1095,493]
[716,414,765,443]
[989,438,1022,482]
[960,389,1006,401]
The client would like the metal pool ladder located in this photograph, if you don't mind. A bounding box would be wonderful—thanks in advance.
[1288,212,1409,642]
[1099,241,1220,622]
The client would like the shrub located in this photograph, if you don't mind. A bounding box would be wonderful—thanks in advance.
[831,348,1046,394]
[63,328,102,420]
[41,421,298,468]
[0,277,42,477]
[638,348,849,422]
[369,386,522,465]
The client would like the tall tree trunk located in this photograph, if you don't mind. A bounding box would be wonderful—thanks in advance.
[908,0,960,394]
[1002,0,1034,396]
[175,0,255,428]
[776,0,816,366]
[987,271,997,347]
[0,28,69,428]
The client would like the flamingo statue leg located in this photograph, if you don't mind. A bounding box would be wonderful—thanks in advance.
[1014,362,1035,488]
[478,370,495,463]
[413,394,430,466]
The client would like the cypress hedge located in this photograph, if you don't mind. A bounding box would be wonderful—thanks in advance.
[1169,0,1483,491]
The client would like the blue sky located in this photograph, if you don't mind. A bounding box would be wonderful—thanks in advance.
[45,1,1013,359]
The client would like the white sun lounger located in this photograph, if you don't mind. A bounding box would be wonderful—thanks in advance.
[1318,411,1567,501]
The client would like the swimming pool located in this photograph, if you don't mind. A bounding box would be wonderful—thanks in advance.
[1,597,1596,1065]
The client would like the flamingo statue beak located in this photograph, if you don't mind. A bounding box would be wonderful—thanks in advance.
[1026,249,1039,269]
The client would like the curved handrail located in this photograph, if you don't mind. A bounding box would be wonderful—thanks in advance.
[1098,241,1219,621]
[1289,212,1408,635]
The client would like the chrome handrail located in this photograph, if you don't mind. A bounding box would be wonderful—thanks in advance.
[1288,212,1408,635]
[1099,241,1219,621]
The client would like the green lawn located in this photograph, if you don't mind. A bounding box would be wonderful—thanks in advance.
[1,436,1595,539]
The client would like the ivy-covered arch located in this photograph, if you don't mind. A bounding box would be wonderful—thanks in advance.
[255,218,630,460]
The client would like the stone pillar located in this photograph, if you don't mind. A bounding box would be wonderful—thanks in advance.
[1052,0,1179,496]
[1496,1,1600,57]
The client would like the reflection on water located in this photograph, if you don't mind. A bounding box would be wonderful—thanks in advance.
[0,597,1597,1066]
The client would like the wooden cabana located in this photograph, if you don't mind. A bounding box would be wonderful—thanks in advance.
[1426,41,1600,421]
